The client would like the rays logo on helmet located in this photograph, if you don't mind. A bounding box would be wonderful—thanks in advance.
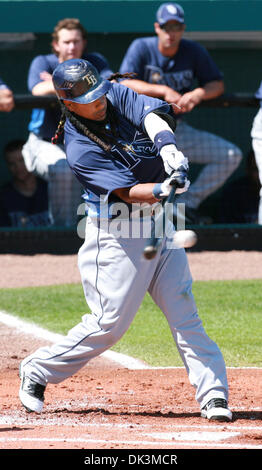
[84,71,98,88]
[52,58,111,104]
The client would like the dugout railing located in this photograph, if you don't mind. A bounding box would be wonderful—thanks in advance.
[0,93,261,253]
[13,91,259,110]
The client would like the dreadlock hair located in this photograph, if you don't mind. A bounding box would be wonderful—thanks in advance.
[51,114,66,145]
[52,72,136,151]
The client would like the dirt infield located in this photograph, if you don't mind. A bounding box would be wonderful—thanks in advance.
[1,251,262,450]
[1,250,262,288]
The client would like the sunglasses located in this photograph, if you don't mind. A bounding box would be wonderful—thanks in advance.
[160,23,184,33]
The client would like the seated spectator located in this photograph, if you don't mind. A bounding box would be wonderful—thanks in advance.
[119,2,242,224]
[217,150,260,224]
[0,78,14,112]
[0,140,51,227]
[21,18,113,226]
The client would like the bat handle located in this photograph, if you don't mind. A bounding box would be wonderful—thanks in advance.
[143,182,177,260]
[166,182,177,204]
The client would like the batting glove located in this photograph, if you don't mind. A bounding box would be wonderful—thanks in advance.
[160,144,189,176]
[153,168,190,200]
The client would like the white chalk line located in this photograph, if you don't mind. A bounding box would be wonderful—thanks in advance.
[1,413,262,431]
[0,436,261,449]
[0,310,147,370]
[1,310,262,371]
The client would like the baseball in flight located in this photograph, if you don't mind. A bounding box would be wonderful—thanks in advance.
[173,230,197,248]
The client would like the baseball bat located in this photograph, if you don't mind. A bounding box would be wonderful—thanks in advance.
[143,182,177,260]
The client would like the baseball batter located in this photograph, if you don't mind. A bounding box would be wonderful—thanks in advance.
[19,59,232,421]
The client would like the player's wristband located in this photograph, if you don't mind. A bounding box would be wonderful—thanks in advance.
[152,183,165,200]
[154,130,177,152]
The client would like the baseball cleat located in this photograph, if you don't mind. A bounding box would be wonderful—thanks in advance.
[201,398,232,422]
[19,362,46,413]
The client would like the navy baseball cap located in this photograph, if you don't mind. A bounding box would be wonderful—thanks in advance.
[156,3,185,25]
[52,58,111,104]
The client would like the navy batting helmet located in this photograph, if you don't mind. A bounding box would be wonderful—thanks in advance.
[52,58,111,104]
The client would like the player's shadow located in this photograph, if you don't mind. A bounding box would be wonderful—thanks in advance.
[0,426,33,432]
[55,408,262,422]
[62,407,200,419]
[232,410,262,421]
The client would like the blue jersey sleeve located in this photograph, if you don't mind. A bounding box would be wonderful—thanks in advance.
[27,55,56,91]
[108,82,170,132]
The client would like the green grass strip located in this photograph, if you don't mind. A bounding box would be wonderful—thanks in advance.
[0,279,261,367]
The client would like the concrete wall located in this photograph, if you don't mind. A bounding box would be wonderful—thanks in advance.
[0,1,260,33]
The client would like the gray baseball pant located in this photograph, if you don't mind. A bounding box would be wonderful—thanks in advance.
[21,216,229,409]
[175,120,242,209]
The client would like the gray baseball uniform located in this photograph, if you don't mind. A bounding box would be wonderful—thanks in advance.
[20,80,229,411]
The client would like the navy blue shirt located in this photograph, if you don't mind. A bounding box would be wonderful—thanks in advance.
[0,177,50,227]
[119,37,223,94]
[64,83,170,218]
[27,52,113,141]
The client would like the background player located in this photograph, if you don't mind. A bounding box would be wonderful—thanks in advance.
[0,140,50,227]
[119,2,242,224]
[19,58,232,422]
